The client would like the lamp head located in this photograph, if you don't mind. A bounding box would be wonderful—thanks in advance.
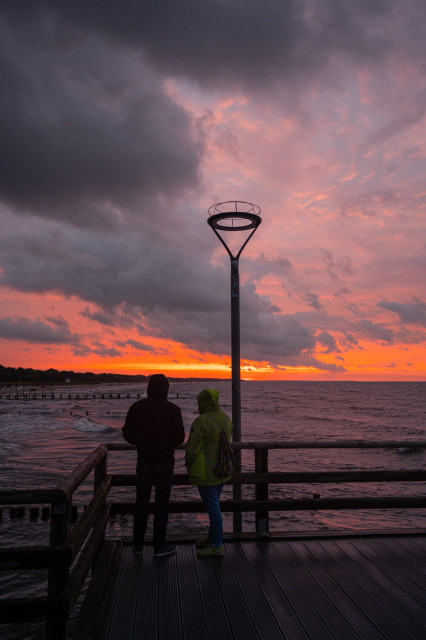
[207,200,261,260]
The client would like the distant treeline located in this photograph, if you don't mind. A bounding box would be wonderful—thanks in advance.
[0,365,224,385]
[0,364,148,385]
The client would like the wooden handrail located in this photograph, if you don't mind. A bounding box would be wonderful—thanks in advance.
[68,476,112,560]
[111,469,426,486]
[108,440,426,451]
[0,545,71,571]
[56,443,108,500]
[109,496,426,515]
[0,596,69,623]
[0,488,65,505]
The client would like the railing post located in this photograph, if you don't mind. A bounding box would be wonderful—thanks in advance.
[94,449,107,492]
[93,449,108,568]
[255,447,269,536]
[47,497,71,640]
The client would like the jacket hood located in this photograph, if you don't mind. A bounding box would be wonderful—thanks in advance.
[147,374,169,399]
[197,388,220,414]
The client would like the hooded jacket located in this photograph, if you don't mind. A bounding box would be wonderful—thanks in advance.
[185,389,233,485]
[122,374,185,463]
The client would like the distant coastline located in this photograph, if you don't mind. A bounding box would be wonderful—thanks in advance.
[0,364,225,386]
[2,365,423,386]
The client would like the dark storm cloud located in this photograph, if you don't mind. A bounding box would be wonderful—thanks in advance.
[0,221,317,362]
[0,11,203,227]
[6,0,423,90]
[378,298,426,327]
[80,308,119,327]
[354,319,394,344]
[90,344,123,358]
[317,331,340,353]
[0,223,227,312]
[126,339,155,352]
[1,0,424,227]
[0,316,78,344]
[304,292,322,311]
[145,304,316,364]
[143,280,317,363]
[250,254,294,281]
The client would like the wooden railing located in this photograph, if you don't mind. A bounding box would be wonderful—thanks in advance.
[0,444,110,639]
[1,440,426,638]
[112,440,426,535]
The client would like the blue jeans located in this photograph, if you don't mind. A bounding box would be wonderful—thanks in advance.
[134,460,175,550]
[197,484,224,548]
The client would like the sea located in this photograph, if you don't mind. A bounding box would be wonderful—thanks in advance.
[1,380,426,639]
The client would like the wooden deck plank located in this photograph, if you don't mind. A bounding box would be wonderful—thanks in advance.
[212,544,260,640]
[91,542,123,640]
[259,539,338,640]
[335,538,426,639]
[309,538,397,639]
[350,538,426,622]
[382,537,426,577]
[156,550,183,640]
[105,546,141,640]
[99,536,426,640]
[192,545,234,640]
[369,537,426,587]
[407,536,426,550]
[241,540,311,640]
[401,535,426,560]
[175,544,209,640]
[287,539,362,640]
[133,547,159,640]
[392,536,426,555]
[225,541,286,639]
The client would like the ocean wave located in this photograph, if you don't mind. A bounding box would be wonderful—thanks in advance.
[0,413,40,432]
[73,417,112,433]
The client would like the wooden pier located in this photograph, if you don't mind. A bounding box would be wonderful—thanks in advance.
[74,533,426,640]
[1,441,426,639]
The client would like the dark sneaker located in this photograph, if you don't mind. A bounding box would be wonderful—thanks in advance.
[195,537,211,549]
[154,544,176,557]
[197,544,224,557]
[132,546,143,556]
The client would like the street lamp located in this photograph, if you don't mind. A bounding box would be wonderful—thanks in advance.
[208,200,261,532]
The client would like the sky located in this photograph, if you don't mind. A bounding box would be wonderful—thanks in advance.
[0,0,426,381]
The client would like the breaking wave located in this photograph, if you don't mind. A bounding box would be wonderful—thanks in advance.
[73,417,112,433]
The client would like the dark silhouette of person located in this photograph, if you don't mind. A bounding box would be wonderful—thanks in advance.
[122,374,184,557]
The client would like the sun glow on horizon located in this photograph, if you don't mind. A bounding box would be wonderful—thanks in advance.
[3,344,424,381]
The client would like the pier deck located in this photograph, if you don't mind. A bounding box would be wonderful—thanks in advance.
[73,533,426,640]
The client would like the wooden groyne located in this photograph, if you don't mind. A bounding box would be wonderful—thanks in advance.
[0,391,139,400]
[1,440,426,639]
[0,391,186,401]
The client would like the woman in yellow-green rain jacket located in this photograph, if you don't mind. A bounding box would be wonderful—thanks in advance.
[185,389,233,556]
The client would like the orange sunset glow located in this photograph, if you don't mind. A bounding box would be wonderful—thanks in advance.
[1,2,425,381]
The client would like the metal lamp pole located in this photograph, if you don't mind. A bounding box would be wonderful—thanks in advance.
[207,201,261,532]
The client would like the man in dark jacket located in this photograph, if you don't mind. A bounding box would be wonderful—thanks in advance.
[122,374,184,557]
